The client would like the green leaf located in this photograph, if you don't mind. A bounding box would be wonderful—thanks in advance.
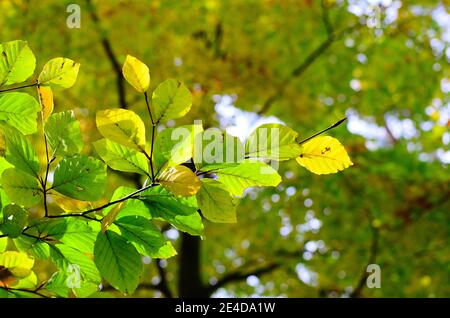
[1,168,42,207]
[96,108,146,150]
[152,79,192,123]
[44,271,70,297]
[0,204,28,238]
[50,244,101,284]
[103,186,149,219]
[52,155,107,201]
[45,111,83,156]
[94,230,142,294]
[141,186,203,236]
[0,93,40,135]
[93,138,149,176]
[196,179,237,223]
[200,160,282,196]
[194,130,244,168]
[0,40,36,86]
[122,55,150,93]
[2,126,40,177]
[38,57,80,90]
[245,123,302,160]
[153,124,203,170]
[116,215,176,259]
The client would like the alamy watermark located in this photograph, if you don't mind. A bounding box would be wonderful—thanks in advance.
[66,4,81,29]
[366,264,381,289]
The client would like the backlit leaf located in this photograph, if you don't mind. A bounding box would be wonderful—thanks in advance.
[296,136,353,175]
[37,85,53,120]
[152,79,192,123]
[0,204,28,238]
[0,93,40,135]
[45,111,83,156]
[38,57,80,90]
[93,138,149,176]
[94,230,142,294]
[52,155,107,201]
[158,165,201,196]
[196,179,237,223]
[0,40,36,86]
[1,168,42,207]
[96,108,146,150]
[122,55,150,93]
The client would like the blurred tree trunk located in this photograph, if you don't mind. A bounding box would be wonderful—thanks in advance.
[178,233,207,297]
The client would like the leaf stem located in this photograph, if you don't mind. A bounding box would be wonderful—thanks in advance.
[144,92,156,182]
[36,84,51,217]
[298,117,347,145]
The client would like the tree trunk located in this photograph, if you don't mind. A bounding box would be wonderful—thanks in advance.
[178,233,207,297]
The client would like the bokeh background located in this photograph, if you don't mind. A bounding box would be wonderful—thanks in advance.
[1,0,449,297]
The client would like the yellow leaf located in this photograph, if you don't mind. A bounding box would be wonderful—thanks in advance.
[96,108,146,150]
[158,165,201,196]
[52,192,92,212]
[37,85,54,120]
[122,55,150,93]
[296,136,353,175]
[101,202,124,233]
[0,251,34,278]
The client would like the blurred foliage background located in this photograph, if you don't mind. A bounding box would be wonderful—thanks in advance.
[1,0,449,297]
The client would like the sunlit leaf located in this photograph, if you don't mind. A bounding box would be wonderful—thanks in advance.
[38,57,80,90]
[45,111,83,156]
[296,136,353,175]
[196,179,237,223]
[1,168,42,207]
[2,125,40,177]
[94,230,142,294]
[122,55,150,93]
[52,155,107,201]
[246,123,302,160]
[0,40,36,86]
[0,93,40,135]
[116,216,177,259]
[158,165,201,196]
[200,160,282,196]
[37,85,53,120]
[93,138,149,176]
[152,79,192,123]
[96,108,146,150]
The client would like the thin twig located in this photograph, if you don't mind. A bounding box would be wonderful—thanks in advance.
[47,183,159,218]
[298,117,347,145]
[144,92,156,182]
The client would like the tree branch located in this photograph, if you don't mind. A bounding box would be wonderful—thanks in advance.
[257,22,363,115]
[47,183,159,218]
[0,82,37,93]
[321,0,333,37]
[86,0,127,109]
[206,262,280,295]
[0,286,50,298]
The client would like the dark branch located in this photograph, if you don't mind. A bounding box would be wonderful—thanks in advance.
[321,0,333,36]
[47,183,159,218]
[206,262,279,295]
[0,286,50,298]
[86,0,127,109]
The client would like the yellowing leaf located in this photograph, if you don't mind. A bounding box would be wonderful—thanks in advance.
[96,108,146,150]
[38,57,80,90]
[101,202,124,233]
[52,192,92,212]
[0,251,34,278]
[37,85,53,120]
[296,136,353,175]
[158,166,201,196]
[122,55,150,93]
